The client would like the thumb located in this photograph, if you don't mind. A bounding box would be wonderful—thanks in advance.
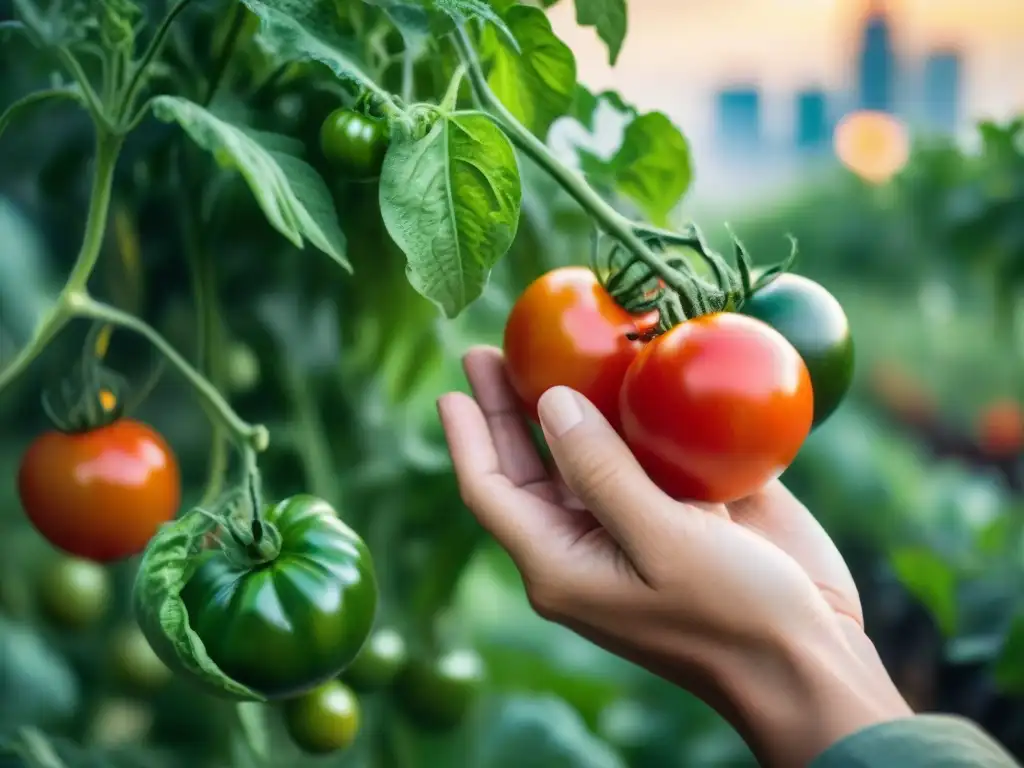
[537,386,683,570]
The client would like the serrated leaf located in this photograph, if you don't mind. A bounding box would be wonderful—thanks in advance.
[574,0,627,66]
[379,112,522,318]
[482,4,576,138]
[132,508,266,702]
[889,547,958,637]
[608,111,691,225]
[477,695,626,768]
[151,96,349,270]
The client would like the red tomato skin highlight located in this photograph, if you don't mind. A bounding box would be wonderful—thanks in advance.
[17,419,181,562]
[619,313,814,503]
[503,267,643,432]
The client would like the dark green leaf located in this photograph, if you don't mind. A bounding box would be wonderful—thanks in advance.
[608,111,691,225]
[573,0,627,65]
[0,617,80,730]
[994,613,1024,695]
[132,508,266,701]
[482,4,577,138]
[889,546,958,636]
[151,96,349,270]
[378,112,522,318]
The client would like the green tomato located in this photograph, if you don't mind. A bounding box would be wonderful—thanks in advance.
[743,273,854,428]
[39,556,111,630]
[283,680,361,754]
[395,648,486,731]
[180,495,378,699]
[109,623,172,694]
[319,109,388,179]
[341,626,407,691]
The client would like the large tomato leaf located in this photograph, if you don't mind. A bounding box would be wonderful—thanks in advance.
[481,4,576,139]
[378,111,522,318]
[150,96,349,271]
[572,0,627,66]
[132,508,266,702]
[607,112,691,226]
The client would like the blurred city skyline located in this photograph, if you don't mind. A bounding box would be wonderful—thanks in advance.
[548,0,1024,205]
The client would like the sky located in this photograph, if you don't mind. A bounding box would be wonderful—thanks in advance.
[547,0,1024,152]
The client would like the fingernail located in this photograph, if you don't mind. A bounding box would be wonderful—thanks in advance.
[538,387,584,438]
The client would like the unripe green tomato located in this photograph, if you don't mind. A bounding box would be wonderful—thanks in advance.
[283,680,360,754]
[109,623,173,694]
[38,556,111,630]
[341,626,407,691]
[319,109,389,179]
[395,648,486,731]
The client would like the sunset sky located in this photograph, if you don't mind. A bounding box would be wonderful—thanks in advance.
[548,0,1024,152]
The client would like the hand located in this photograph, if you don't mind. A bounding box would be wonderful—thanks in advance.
[437,346,912,768]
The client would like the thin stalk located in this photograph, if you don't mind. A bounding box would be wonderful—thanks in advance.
[119,0,195,122]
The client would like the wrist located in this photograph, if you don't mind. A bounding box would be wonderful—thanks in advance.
[712,622,913,768]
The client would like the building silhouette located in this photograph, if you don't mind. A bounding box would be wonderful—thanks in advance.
[794,89,831,152]
[715,86,762,154]
[921,50,962,133]
[857,4,897,112]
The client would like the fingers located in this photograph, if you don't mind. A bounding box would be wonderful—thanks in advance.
[728,482,863,624]
[538,386,685,575]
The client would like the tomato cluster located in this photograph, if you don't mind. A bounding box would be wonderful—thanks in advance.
[503,267,853,504]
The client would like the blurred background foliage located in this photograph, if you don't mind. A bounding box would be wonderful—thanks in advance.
[1,0,1023,765]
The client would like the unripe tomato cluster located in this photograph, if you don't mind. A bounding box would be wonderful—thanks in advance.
[503,267,855,504]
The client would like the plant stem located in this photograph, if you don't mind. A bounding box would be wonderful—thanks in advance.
[203,2,245,106]
[0,131,121,394]
[69,294,268,453]
[0,87,84,141]
[282,367,340,504]
[452,27,699,305]
[119,0,195,123]
[401,46,415,103]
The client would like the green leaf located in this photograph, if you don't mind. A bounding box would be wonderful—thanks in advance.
[573,0,627,65]
[151,96,349,270]
[477,695,626,768]
[994,613,1024,695]
[0,617,80,730]
[482,4,577,138]
[379,112,522,318]
[568,86,637,135]
[132,508,267,702]
[889,546,958,636]
[608,111,691,225]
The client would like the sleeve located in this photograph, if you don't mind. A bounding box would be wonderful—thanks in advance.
[809,715,1021,768]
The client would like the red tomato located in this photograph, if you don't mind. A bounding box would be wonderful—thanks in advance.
[619,313,814,503]
[504,267,644,431]
[977,399,1023,457]
[633,309,660,337]
[18,419,181,562]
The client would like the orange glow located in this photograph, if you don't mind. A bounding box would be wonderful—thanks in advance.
[833,111,911,183]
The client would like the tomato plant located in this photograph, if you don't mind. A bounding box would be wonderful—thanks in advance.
[503,267,645,431]
[341,626,408,691]
[17,420,181,562]
[37,556,111,631]
[282,680,360,755]
[320,108,389,180]
[395,648,486,731]
[620,313,814,503]
[171,495,377,699]
[742,273,854,428]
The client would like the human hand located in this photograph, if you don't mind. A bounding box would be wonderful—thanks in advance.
[437,346,912,768]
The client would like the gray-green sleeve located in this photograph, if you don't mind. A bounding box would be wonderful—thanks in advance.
[809,715,1020,768]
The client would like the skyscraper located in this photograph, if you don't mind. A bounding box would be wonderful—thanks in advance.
[857,5,897,112]
[715,86,762,154]
[922,50,962,133]
[794,89,831,152]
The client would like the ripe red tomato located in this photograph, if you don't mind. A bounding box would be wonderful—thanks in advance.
[18,419,181,562]
[977,399,1023,457]
[619,313,814,503]
[504,267,645,431]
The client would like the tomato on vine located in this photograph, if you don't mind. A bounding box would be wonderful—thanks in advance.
[742,273,854,428]
[395,648,486,731]
[283,680,361,755]
[341,626,407,691]
[38,556,111,631]
[18,419,181,562]
[177,495,378,699]
[320,108,389,179]
[619,312,814,503]
[504,267,649,432]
